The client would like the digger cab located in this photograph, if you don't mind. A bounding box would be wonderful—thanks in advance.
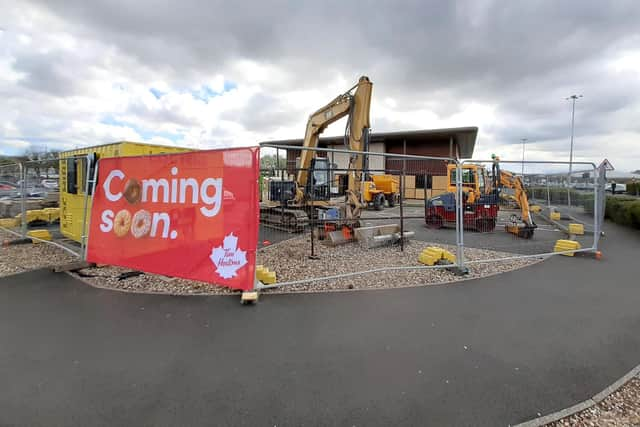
[305,157,331,201]
[446,163,492,200]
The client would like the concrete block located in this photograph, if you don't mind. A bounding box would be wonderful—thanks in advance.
[354,224,400,242]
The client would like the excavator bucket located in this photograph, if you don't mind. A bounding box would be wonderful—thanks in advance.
[505,224,535,239]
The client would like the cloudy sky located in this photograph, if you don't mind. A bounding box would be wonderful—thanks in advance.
[1,0,640,171]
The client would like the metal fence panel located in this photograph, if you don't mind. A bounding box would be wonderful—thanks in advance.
[0,158,80,257]
[2,147,606,289]
[256,144,465,290]
[0,162,25,235]
[458,158,600,264]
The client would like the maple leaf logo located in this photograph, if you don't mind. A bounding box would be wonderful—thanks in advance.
[210,233,248,279]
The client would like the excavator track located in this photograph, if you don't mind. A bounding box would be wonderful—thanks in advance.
[259,206,309,233]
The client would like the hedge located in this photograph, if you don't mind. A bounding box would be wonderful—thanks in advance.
[527,187,594,212]
[627,182,640,196]
[526,187,640,229]
[604,197,640,229]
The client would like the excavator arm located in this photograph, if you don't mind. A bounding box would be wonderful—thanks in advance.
[498,170,534,226]
[294,76,373,218]
[492,163,537,238]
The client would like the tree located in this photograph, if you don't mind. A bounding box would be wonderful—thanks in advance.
[19,148,61,179]
[0,156,18,167]
[260,154,287,175]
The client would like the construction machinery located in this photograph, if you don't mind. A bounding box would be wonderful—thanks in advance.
[363,175,400,210]
[425,163,499,232]
[261,76,396,232]
[425,158,537,238]
[492,160,537,238]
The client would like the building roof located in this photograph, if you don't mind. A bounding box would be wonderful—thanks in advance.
[260,127,478,159]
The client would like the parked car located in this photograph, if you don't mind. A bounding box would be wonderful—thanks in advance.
[605,183,627,194]
[41,179,59,189]
[0,181,17,191]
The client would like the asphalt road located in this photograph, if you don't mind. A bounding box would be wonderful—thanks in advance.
[1,222,639,426]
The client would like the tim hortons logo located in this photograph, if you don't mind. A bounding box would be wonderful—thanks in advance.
[209,233,247,279]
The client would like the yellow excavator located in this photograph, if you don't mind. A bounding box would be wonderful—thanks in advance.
[425,156,537,238]
[491,157,537,238]
[261,76,390,232]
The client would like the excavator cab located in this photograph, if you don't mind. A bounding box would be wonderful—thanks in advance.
[305,157,331,201]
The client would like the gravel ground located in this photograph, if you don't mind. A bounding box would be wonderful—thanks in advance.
[66,236,540,295]
[1,227,539,294]
[0,229,77,277]
[545,375,640,427]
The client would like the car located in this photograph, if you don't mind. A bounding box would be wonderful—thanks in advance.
[41,179,59,189]
[605,183,626,194]
[0,182,16,191]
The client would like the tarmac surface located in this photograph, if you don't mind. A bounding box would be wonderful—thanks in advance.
[260,202,588,255]
[1,221,639,426]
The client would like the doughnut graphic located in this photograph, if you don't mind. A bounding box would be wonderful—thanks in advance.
[130,209,152,239]
[123,178,142,204]
[113,209,132,237]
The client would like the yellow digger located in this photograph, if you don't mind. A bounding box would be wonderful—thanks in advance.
[425,157,537,238]
[260,76,398,231]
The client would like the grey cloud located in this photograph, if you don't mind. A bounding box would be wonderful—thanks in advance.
[220,92,307,133]
[9,0,640,168]
[12,51,81,96]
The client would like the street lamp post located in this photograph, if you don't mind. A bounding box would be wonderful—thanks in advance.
[566,94,582,208]
[521,138,527,177]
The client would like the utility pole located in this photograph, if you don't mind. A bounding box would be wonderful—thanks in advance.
[566,94,582,208]
[520,138,527,177]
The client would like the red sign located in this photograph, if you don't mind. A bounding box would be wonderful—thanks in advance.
[86,147,260,291]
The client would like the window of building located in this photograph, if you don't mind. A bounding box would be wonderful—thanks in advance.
[415,174,432,189]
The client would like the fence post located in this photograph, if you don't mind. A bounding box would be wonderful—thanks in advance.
[83,157,100,261]
[595,164,606,242]
[546,175,551,208]
[80,154,93,260]
[20,162,27,238]
[399,170,404,252]
[455,161,466,272]
[309,169,317,259]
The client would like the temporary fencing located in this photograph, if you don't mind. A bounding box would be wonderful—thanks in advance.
[0,157,80,257]
[1,146,606,292]
[254,144,605,291]
[457,159,601,265]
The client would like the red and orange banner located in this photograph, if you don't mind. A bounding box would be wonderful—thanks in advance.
[86,147,260,291]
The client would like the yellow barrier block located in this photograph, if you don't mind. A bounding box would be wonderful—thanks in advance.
[441,249,457,263]
[262,271,277,284]
[530,205,542,213]
[419,253,439,266]
[16,209,50,225]
[550,211,561,221]
[419,246,456,265]
[43,208,60,223]
[27,229,52,243]
[424,247,444,260]
[568,223,584,235]
[255,265,277,284]
[0,218,18,228]
[553,239,581,256]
